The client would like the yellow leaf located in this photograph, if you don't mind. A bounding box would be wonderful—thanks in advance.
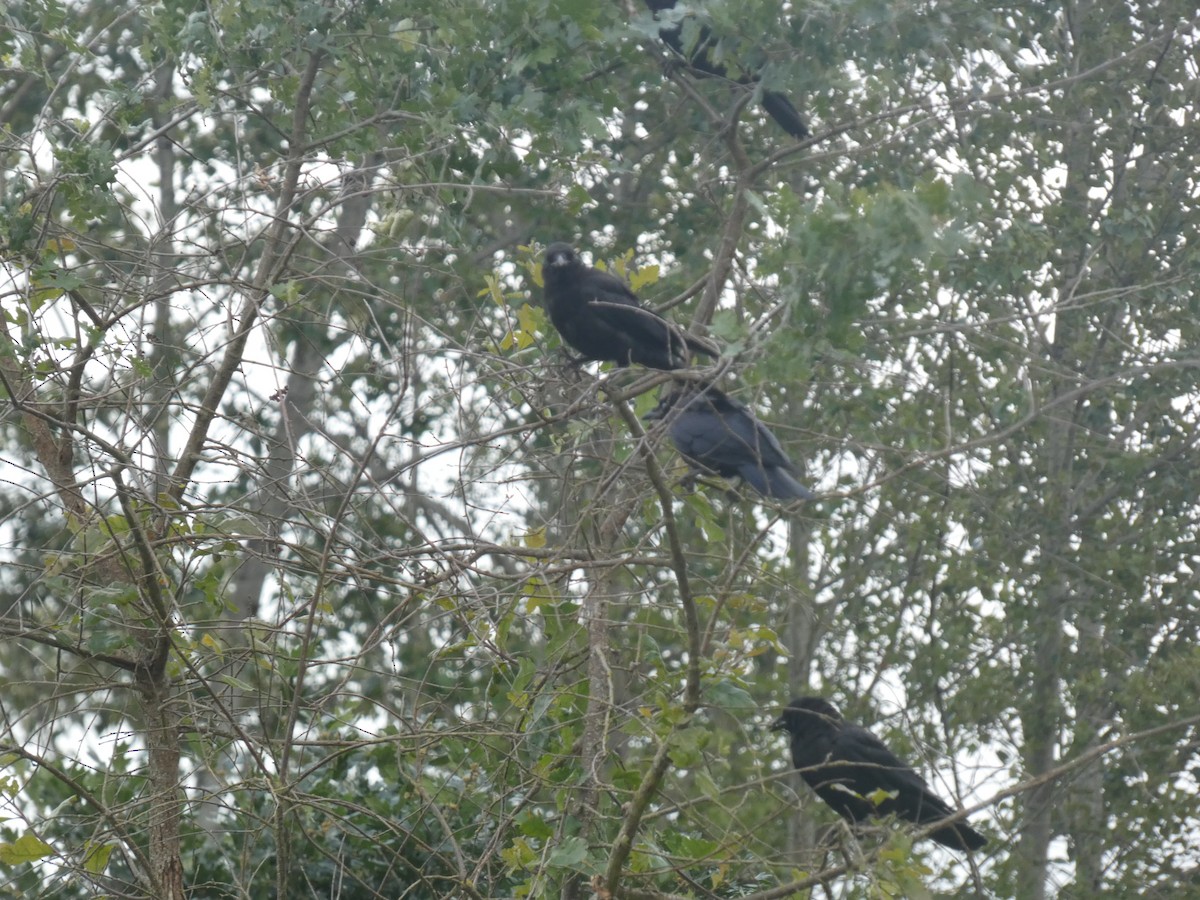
[394,18,419,53]
[629,264,659,293]
[710,863,727,889]
[516,303,542,336]
[866,787,898,807]
[522,577,554,613]
[481,273,504,306]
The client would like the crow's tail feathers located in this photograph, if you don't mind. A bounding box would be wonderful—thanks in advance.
[929,821,988,852]
[741,465,816,501]
[761,91,809,139]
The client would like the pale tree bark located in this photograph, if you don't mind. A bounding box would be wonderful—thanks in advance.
[602,399,704,898]
[558,417,637,900]
[1017,3,1104,894]
[1065,615,1108,895]
[783,515,819,866]
[1055,36,1188,888]
[148,61,180,500]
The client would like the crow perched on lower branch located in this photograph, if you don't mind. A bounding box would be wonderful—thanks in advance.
[644,0,808,139]
[772,697,987,852]
[540,242,719,370]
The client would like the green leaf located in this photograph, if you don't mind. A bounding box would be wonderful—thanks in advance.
[501,837,537,871]
[217,674,254,692]
[521,526,546,548]
[546,835,588,868]
[694,769,721,802]
[269,281,301,303]
[0,833,53,865]
[704,678,755,713]
[81,841,113,876]
[516,812,553,840]
[565,183,592,215]
[668,727,706,767]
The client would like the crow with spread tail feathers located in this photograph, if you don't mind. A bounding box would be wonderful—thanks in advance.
[541,243,719,370]
[772,697,987,852]
[644,383,815,501]
[644,0,808,139]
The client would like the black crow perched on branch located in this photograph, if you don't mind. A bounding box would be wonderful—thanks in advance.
[644,0,808,139]
[541,242,719,370]
[643,383,815,501]
[772,697,987,852]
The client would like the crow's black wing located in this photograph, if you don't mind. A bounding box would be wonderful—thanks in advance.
[670,404,763,478]
[580,262,719,360]
[577,268,694,367]
[549,304,641,365]
[705,396,806,489]
[585,301,690,369]
[586,300,681,340]
[830,723,943,807]
[761,91,809,139]
[787,723,888,824]
[576,267,643,308]
[749,417,797,471]
[831,723,987,850]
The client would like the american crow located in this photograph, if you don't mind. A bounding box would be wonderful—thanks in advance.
[772,697,987,852]
[644,0,809,139]
[643,383,815,501]
[541,243,719,370]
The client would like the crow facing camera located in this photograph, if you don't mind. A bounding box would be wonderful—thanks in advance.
[540,242,719,370]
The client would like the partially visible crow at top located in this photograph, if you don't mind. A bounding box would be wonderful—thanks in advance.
[643,0,808,139]
[541,242,719,370]
[643,383,815,501]
[772,697,987,852]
